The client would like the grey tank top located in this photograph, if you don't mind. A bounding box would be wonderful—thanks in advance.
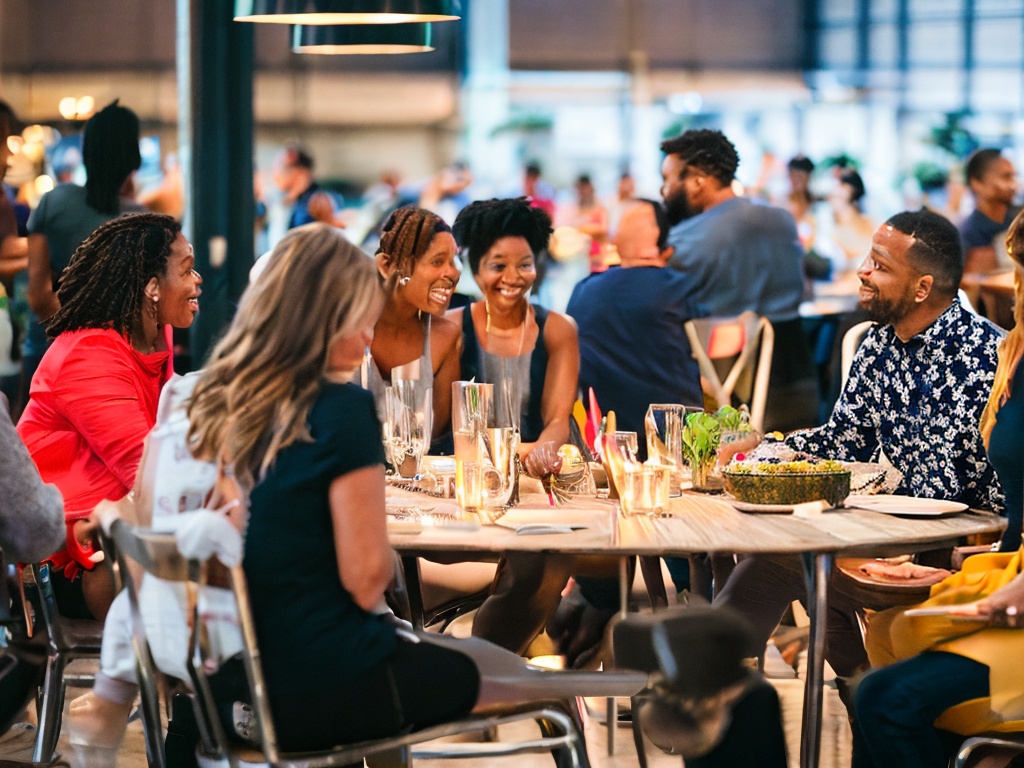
[360,314,434,422]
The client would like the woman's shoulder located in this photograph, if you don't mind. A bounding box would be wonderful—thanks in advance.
[316,380,376,411]
[431,312,462,349]
[540,307,578,340]
[56,328,131,357]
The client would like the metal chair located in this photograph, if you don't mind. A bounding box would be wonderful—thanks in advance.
[952,733,1024,767]
[26,563,105,764]
[109,520,599,768]
[684,312,774,432]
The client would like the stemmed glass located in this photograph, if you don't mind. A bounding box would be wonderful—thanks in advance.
[383,380,432,480]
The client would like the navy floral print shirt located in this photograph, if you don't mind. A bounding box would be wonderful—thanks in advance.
[787,301,1005,513]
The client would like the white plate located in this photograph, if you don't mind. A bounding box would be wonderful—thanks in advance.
[725,498,794,514]
[847,494,968,517]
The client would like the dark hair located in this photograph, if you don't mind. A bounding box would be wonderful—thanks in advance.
[46,213,181,339]
[884,209,963,297]
[576,173,592,186]
[787,155,815,174]
[283,141,314,171]
[376,205,452,281]
[0,99,18,139]
[452,197,553,275]
[83,100,142,215]
[636,198,671,251]
[839,169,866,204]
[524,162,542,178]
[659,129,739,188]
[965,148,1005,183]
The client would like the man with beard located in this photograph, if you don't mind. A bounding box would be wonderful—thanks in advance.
[660,129,817,431]
[714,208,1005,695]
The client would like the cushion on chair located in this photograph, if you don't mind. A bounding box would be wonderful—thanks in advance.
[612,605,757,698]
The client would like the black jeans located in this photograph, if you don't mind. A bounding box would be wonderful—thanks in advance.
[853,651,988,768]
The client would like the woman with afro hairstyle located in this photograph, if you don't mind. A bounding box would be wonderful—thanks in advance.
[450,197,579,654]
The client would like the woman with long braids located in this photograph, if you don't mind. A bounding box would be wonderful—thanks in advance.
[364,205,462,441]
[18,212,201,622]
[23,100,144,393]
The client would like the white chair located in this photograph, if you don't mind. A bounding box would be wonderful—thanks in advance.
[839,320,874,391]
[684,312,774,433]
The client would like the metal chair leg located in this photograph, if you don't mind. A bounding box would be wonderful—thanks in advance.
[630,695,649,768]
[32,653,66,763]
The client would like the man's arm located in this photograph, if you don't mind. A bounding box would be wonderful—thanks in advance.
[0,233,27,279]
[0,399,65,562]
[786,330,883,462]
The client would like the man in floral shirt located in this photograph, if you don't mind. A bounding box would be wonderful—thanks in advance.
[715,208,1005,682]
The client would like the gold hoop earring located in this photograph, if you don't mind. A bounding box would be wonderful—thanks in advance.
[484,299,492,333]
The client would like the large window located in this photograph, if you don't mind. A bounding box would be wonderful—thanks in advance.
[810,0,1024,112]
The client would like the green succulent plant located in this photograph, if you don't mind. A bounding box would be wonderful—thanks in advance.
[714,406,752,433]
[681,412,721,467]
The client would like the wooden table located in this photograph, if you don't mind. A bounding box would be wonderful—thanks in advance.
[387,488,1006,768]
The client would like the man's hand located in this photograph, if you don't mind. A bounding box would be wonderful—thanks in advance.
[307,191,347,228]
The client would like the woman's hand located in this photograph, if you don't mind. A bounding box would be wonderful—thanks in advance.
[69,517,105,566]
[524,441,563,479]
[946,572,1024,627]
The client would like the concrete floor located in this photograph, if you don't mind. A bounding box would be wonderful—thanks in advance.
[0,689,675,768]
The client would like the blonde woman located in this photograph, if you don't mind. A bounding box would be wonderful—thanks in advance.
[853,212,1024,768]
[187,224,579,750]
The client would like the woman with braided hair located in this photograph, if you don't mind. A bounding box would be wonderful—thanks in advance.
[18,212,201,621]
[363,205,462,440]
[23,100,144,398]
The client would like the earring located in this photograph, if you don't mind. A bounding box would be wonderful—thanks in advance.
[398,275,411,286]
[484,299,492,333]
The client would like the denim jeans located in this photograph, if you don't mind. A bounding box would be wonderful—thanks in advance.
[853,651,989,768]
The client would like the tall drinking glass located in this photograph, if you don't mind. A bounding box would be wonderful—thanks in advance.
[645,404,702,495]
[452,381,493,512]
[383,381,432,480]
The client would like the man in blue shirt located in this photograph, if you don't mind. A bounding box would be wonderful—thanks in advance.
[272,142,345,232]
[958,148,1019,274]
[715,208,1006,682]
[660,129,817,431]
[566,199,702,452]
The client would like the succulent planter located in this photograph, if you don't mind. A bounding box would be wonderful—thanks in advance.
[722,470,852,507]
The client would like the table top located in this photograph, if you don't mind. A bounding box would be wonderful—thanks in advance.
[386,488,1005,559]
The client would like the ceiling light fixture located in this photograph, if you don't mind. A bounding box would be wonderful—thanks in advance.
[234,0,458,25]
[292,22,433,54]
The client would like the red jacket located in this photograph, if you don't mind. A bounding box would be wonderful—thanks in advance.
[18,327,172,574]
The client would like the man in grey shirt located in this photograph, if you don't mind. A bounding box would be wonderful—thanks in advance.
[660,128,818,431]
[1,394,64,562]
[2,393,64,734]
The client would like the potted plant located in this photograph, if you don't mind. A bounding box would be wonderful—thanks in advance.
[681,411,722,491]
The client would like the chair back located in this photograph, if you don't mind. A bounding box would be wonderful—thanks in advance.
[684,312,774,432]
[840,321,873,391]
[106,520,223,766]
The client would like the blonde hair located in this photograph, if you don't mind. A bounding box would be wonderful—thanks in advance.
[188,224,382,489]
[979,211,1024,447]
